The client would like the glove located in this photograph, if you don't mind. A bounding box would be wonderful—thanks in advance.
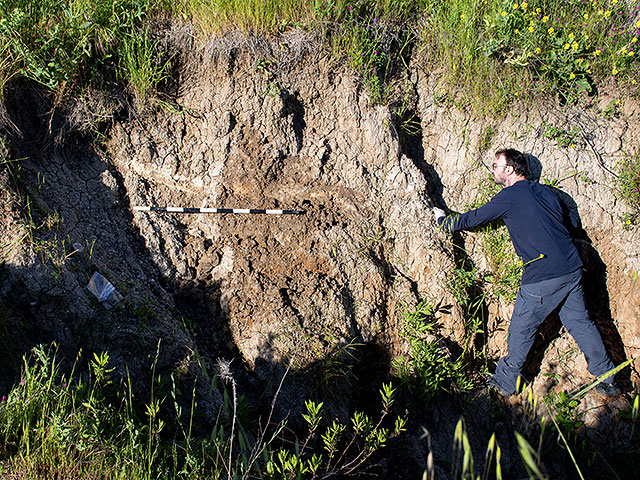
[432,207,446,222]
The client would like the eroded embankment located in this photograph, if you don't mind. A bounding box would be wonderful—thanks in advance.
[1,27,639,477]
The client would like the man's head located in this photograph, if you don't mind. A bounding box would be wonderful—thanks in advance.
[492,148,528,186]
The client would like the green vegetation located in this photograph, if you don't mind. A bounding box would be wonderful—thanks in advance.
[542,122,581,149]
[0,346,164,478]
[1,0,639,109]
[0,343,637,478]
[465,175,522,304]
[0,0,170,99]
[0,1,638,203]
[0,344,405,479]
[484,0,640,101]
[392,300,474,401]
[1,1,639,478]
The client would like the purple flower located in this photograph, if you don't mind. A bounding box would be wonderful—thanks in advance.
[1,396,6,402]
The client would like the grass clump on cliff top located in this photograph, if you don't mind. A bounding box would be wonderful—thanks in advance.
[1,0,639,111]
[0,0,172,99]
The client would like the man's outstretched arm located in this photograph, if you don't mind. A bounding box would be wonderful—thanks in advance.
[432,193,510,232]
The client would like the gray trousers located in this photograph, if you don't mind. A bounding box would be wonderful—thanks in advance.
[493,269,615,394]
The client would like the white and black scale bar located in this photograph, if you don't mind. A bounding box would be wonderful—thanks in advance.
[134,206,305,215]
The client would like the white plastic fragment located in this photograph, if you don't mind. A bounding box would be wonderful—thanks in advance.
[87,272,123,309]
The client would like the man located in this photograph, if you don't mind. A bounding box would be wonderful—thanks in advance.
[433,148,618,397]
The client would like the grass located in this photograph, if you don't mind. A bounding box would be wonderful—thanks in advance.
[0,0,170,99]
[0,344,406,479]
[1,2,639,475]
[0,346,161,478]
[1,343,637,479]
[1,0,639,109]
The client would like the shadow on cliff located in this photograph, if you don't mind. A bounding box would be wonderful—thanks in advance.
[0,80,239,420]
[392,101,446,207]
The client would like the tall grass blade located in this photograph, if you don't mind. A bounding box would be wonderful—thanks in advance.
[514,431,547,480]
[544,404,584,480]
[567,359,632,403]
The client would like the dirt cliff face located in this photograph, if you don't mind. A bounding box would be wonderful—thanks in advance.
[106,44,454,390]
[1,28,638,423]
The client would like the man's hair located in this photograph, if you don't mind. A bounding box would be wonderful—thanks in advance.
[495,148,528,177]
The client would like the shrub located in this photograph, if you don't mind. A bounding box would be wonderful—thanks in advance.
[392,300,474,401]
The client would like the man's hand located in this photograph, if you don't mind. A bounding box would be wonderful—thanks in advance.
[432,207,446,222]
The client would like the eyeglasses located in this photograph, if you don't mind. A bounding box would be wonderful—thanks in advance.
[491,163,509,170]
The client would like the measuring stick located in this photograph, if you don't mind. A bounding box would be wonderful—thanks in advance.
[134,206,305,215]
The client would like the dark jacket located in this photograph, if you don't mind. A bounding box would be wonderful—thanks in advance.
[438,180,583,284]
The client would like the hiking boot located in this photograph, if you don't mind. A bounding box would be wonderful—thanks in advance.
[594,382,620,398]
[487,376,514,397]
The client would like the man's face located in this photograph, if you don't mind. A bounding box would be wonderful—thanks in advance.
[491,154,510,186]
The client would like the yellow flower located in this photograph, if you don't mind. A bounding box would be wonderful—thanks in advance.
[612,67,618,75]
[637,20,640,28]
[594,48,601,56]
[633,79,637,85]
[622,47,627,54]
[630,51,635,57]
[569,33,575,40]
[583,13,589,20]
[529,26,534,32]
[535,47,541,53]
[543,15,549,22]
[570,144,576,149]
[564,43,570,50]
[515,29,520,34]
[605,10,611,17]
[513,3,518,9]
[522,2,528,9]
[572,42,579,51]
[599,9,604,15]
[502,10,507,16]
[612,0,618,4]
[633,37,638,43]
[587,69,592,74]
[548,27,554,34]
[570,73,576,79]
[536,8,541,14]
